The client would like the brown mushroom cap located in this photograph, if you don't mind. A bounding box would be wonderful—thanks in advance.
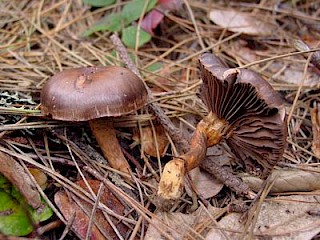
[199,53,287,177]
[41,66,148,121]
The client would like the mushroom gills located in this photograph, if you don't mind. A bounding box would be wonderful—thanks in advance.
[157,53,287,201]
[199,53,287,176]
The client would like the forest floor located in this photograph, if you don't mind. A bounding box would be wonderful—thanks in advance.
[0,0,320,239]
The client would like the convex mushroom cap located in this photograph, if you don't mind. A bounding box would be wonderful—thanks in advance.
[41,66,148,121]
[41,66,148,175]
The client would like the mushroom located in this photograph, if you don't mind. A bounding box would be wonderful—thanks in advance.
[41,66,148,174]
[158,53,287,200]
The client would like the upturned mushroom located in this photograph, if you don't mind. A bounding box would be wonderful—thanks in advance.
[158,53,287,200]
[41,66,148,174]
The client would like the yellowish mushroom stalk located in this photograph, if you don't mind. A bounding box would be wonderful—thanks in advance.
[89,118,131,174]
[157,112,229,200]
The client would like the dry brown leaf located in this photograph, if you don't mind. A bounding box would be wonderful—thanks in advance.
[206,195,320,240]
[0,151,41,209]
[54,191,106,240]
[145,205,222,239]
[206,145,234,166]
[209,9,275,36]
[29,168,48,190]
[311,104,320,158]
[241,169,320,193]
[133,125,169,157]
[270,62,320,87]
[185,167,223,199]
[54,179,127,240]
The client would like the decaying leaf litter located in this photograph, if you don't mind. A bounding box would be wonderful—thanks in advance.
[0,0,320,239]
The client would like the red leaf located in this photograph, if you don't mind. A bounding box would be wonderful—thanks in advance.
[140,0,182,34]
[141,10,164,35]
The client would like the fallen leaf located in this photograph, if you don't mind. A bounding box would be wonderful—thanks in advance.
[141,0,182,34]
[82,13,122,37]
[145,204,223,239]
[206,145,234,166]
[121,0,157,24]
[83,0,157,36]
[133,125,169,157]
[54,179,127,240]
[0,151,41,209]
[241,169,320,193]
[185,167,223,199]
[0,175,53,236]
[0,190,34,236]
[195,146,239,197]
[140,10,164,35]
[121,25,151,48]
[206,195,320,240]
[145,62,163,73]
[209,9,276,36]
[83,0,115,7]
[311,104,320,158]
[270,62,320,87]
[54,191,106,240]
[29,168,48,190]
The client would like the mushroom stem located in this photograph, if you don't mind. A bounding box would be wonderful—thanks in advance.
[89,118,130,174]
[158,112,228,200]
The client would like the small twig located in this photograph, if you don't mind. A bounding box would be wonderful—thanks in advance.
[36,220,63,236]
[110,34,189,154]
[85,182,105,240]
[201,157,253,198]
[111,35,141,78]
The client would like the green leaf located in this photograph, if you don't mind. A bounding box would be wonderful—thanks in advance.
[10,187,53,223]
[0,175,10,191]
[122,26,151,48]
[0,190,33,236]
[82,0,157,36]
[121,0,157,24]
[82,13,123,36]
[0,175,53,236]
[83,0,115,7]
[146,62,163,72]
[30,199,53,223]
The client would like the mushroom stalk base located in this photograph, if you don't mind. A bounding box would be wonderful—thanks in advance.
[158,112,228,200]
[89,118,131,174]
